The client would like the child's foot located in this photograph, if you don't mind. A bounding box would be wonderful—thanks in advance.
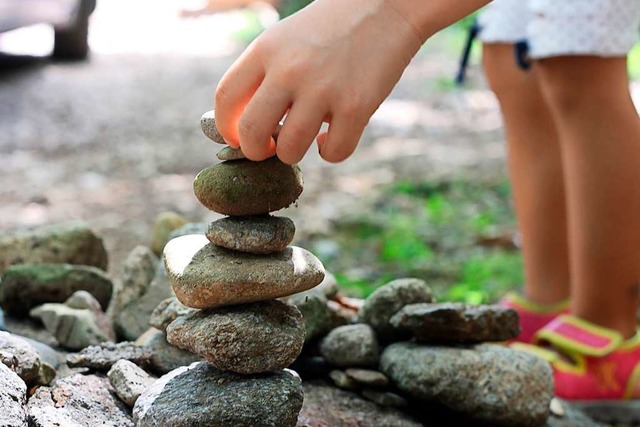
[512,314,640,424]
[499,291,569,343]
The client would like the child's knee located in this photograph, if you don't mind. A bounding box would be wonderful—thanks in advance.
[482,43,538,106]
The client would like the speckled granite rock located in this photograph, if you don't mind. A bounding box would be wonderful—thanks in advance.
[193,158,303,216]
[1,263,113,317]
[133,362,303,427]
[380,342,553,427]
[0,363,27,427]
[135,329,201,375]
[0,222,108,273]
[108,359,155,407]
[390,302,520,343]
[164,235,324,309]
[28,373,134,427]
[67,341,152,371]
[357,278,435,341]
[0,331,41,386]
[200,110,226,144]
[167,300,304,374]
[319,324,379,368]
[206,215,295,254]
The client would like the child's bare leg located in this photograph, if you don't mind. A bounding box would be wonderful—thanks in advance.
[483,43,570,305]
[536,56,640,338]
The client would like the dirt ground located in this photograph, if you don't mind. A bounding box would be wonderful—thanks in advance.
[1,0,518,277]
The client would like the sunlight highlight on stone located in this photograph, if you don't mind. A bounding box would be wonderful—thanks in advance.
[163,234,209,277]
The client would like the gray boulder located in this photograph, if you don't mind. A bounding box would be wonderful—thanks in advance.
[1,263,113,317]
[0,363,27,427]
[167,300,304,374]
[319,324,379,368]
[287,292,334,343]
[28,373,134,427]
[380,342,554,427]
[357,278,434,341]
[133,362,303,427]
[390,302,520,343]
[0,222,108,273]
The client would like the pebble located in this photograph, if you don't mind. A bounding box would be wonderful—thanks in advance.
[329,370,358,390]
[390,302,520,343]
[319,324,379,368]
[108,359,156,407]
[357,277,435,342]
[206,215,295,254]
[361,389,408,408]
[193,158,303,216]
[1,263,113,317]
[164,235,324,309]
[150,212,188,256]
[200,110,226,144]
[167,300,304,374]
[216,146,246,161]
[133,362,303,427]
[345,368,389,387]
[380,342,553,427]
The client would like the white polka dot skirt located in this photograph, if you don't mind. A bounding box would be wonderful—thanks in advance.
[478,0,640,58]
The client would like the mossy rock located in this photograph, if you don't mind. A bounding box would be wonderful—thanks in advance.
[193,158,303,216]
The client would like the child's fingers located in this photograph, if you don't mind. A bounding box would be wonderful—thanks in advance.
[237,81,291,161]
[317,115,366,163]
[276,100,326,165]
[214,56,265,148]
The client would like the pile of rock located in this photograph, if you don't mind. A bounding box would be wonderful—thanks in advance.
[132,111,326,426]
[311,277,555,426]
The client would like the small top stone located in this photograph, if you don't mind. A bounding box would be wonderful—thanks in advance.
[200,110,226,144]
[216,146,246,161]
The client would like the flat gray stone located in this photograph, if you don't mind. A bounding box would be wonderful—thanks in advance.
[193,158,303,216]
[134,362,303,427]
[67,341,152,371]
[345,368,389,387]
[329,370,358,390]
[358,278,435,342]
[167,300,304,374]
[164,235,324,309]
[390,302,520,343]
[216,146,246,161]
[0,331,41,386]
[28,373,134,427]
[149,297,197,333]
[108,359,155,407]
[206,215,295,255]
[0,222,108,274]
[1,263,113,317]
[319,324,379,368]
[135,329,201,375]
[200,110,226,144]
[0,363,27,427]
[380,342,553,427]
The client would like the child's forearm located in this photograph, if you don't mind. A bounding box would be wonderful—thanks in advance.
[389,0,491,42]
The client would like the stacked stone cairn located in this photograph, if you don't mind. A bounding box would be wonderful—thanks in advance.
[133,111,326,427]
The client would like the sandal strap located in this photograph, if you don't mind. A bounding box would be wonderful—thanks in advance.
[534,314,623,357]
[501,292,570,314]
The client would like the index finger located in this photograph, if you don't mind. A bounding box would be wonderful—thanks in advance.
[214,50,265,148]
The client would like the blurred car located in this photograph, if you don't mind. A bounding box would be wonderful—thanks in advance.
[0,0,96,59]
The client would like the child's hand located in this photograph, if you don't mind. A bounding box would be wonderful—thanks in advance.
[214,0,424,164]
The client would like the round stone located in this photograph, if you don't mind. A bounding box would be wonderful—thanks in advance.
[134,362,303,427]
[193,158,303,216]
[163,235,324,309]
[206,215,295,255]
[166,300,304,374]
[200,110,225,144]
[319,324,379,368]
[216,146,246,161]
